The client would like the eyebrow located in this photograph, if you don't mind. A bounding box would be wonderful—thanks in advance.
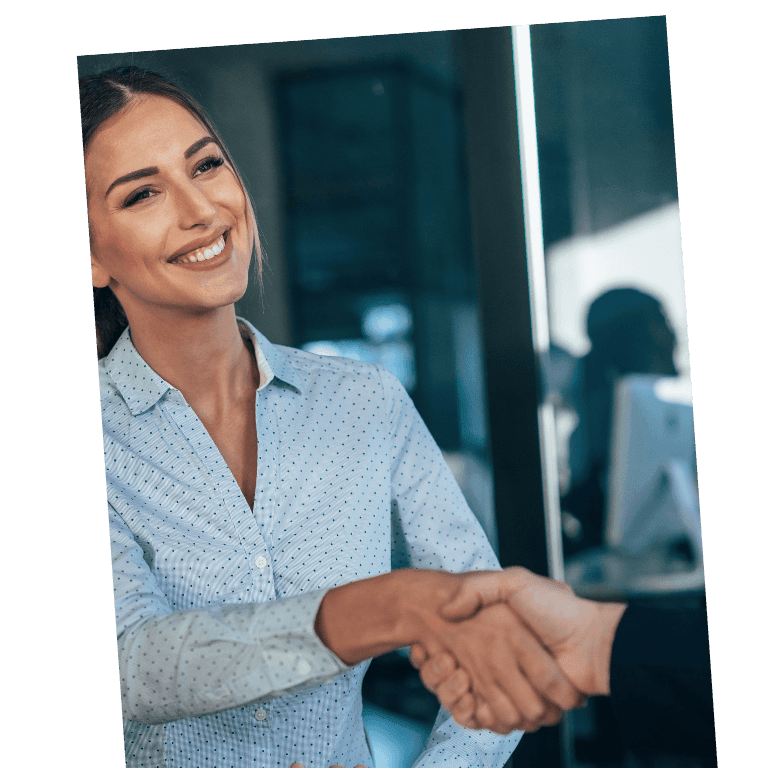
[104,136,221,198]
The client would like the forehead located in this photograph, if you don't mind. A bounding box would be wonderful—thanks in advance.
[85,95,208,189]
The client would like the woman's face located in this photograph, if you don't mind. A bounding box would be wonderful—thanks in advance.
[86,95,251,322]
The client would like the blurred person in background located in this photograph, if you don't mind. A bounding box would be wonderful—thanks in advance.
[563,287,679,554]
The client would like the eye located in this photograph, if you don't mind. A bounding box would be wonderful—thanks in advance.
[122,187,156,208]
[194,155,225,176]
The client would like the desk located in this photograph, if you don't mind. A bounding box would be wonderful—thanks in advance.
[565,544,706,602]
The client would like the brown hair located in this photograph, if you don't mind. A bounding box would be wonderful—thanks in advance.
[80,66,260,358]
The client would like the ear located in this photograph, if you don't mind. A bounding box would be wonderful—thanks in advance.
[91,253,111,289]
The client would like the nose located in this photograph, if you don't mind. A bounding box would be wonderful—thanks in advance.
[175,178,216,230]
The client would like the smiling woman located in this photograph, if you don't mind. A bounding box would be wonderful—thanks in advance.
[80,67,581,768]
[88,97,250,311]
[82,68,259,359]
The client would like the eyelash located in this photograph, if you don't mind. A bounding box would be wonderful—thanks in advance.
[194,155,225,175]
[122,155,226,208]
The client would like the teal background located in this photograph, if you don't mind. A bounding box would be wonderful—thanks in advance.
[2,0,767,768]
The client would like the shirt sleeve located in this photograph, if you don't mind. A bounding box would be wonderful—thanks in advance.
[110,504,351,725]
[380,367,522,766]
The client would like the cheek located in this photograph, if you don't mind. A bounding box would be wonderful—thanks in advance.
[215,174,248,224]
[90,218,159,279]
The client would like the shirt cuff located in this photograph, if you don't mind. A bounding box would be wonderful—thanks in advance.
[121,588,352,723]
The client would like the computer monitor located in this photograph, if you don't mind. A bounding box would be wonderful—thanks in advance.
[606,375,702,562]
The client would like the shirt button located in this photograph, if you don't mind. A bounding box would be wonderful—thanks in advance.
[255,556,268,570]
[254,708,267,721]
[296,658,312,675]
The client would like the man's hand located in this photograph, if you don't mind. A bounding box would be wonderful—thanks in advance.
[410,567,627,729]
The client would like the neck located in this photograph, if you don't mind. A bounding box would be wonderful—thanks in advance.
[126,304,257,407]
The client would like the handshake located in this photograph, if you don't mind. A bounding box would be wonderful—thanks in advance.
[406,567,627,734]
[317,566,627,736]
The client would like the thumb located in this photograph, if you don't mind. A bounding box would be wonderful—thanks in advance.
[442,570,522,620]
[441,582,488,620]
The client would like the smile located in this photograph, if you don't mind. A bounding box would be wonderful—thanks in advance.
[171,233,227,265]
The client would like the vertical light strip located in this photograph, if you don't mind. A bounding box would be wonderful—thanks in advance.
[512,25,565,582]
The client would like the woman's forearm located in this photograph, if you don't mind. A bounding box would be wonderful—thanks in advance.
[118,569,460,725]
[315,569,463,664]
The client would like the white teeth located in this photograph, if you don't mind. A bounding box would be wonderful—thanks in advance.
[173,234,226,264]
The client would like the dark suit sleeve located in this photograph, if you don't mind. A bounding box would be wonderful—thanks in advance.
[608,605,717,757]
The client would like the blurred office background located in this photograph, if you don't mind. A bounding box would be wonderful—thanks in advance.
[80,16,711,768]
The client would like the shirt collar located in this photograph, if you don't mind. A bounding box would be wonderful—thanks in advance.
[239,317,304,395]
[104,317,303,417]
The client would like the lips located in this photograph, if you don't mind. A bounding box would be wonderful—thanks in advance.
[169,231,228,265]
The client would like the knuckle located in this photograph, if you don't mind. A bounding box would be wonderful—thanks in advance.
[526,701,547,723]
[547,708,564,726]
[539,669,564,695]
[420,670,438,693]
[546,676,580,708]
[455,669,471,693]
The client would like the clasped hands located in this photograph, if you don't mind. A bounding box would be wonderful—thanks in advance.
[407,567,626,734]
[315,566,625,738]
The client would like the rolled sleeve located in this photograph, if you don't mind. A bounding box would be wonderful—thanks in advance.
[111,505,349,724]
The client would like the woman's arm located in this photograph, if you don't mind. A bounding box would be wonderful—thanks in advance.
[115,498,573,733]
[114,504,525,727]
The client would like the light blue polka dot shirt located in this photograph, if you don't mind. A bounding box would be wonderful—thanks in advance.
[102,318,522,767]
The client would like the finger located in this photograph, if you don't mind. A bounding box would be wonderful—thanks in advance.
[473,696,519,734]
[505,610,585,711]
[290,764,305,768]
[539,700,564,727]
[472,683,540,734]
[419,651,458,691]
[441,587,484,620]
[468,624,556,729]
[518,646,585,712]
[409,643,427,670]
[493,657,554,726]
[432,668,472,708]
[448,691,476,727]
[442,568,533,620]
